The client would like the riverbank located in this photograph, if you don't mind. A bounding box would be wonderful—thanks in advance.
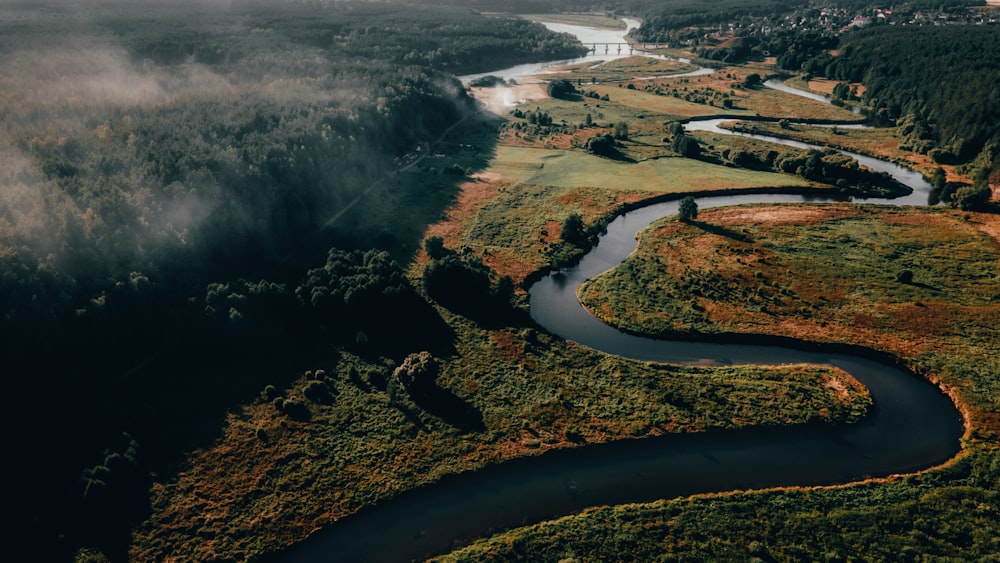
[132,16,993,562]
[444,202,997,560]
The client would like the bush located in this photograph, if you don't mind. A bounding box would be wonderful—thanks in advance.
[952,185,991,211]
[896,270,914,284]
[279,398,311,420]
[303,380,332,404]
[546,78,576,99]
[393,351,440,393]
[561,213,587,246]
[584,134,617,157]
[678,196,698,222]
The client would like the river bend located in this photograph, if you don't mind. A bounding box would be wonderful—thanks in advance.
[277,21,964,563]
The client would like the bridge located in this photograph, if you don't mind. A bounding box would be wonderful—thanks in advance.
[585,42,669,55]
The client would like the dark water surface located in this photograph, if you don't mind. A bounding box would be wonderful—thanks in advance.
[276,23,962,563]
[279,183,961,563]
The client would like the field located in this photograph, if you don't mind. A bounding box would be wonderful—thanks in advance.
[130,53,882,560]
[521,13,628,29]
[131,308,869,560]
[545,56,699,83]
[446,204,1000,560]
[124,16,997,562]
[724,120,969,182]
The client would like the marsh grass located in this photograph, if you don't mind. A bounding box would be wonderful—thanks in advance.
[131,310,867,561]
[443,204,1000,563]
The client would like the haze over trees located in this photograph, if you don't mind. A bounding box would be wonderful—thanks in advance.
[0,1,587,559]
[5,0,1000,560]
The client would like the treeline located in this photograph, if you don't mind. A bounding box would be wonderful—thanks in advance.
[99,1,587,75]
[823,25,1000,175]
[631,0,809,43]
[0,1,578,559]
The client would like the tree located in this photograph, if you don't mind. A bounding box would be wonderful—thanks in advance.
[614,121,629,140]
[393,351,440,393]
[952,185,991,211]
[672,134,701,157]
[424,236,447,260]
[584,134,617,157]
[743,73,762,88]
[561,212,586,245]
[931,167,947,192]
[546,78,576,99]
[678,196,698,222]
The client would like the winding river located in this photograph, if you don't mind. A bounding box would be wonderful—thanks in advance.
[277,21,964,563]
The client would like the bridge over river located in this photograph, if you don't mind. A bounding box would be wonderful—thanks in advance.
[585,42,668,55]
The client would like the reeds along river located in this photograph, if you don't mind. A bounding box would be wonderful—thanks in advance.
[274,21,963,563]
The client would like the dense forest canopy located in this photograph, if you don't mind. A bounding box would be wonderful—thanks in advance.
[0,1,586,559]
[627,0,999,182]
[5,0,1000,560]
[825,26,1000,171]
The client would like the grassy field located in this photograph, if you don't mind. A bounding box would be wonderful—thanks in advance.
[424,146,812,283]
[546,56,699,83]
[521,13,627,29]
[128,44,973,561]
[443,203,1000,560]
[130,310,868,561]
[725,120,969,182]
[491,146,811,191]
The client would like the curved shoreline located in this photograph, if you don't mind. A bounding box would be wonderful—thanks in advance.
[275,191,964,563]
[273,24,964,563]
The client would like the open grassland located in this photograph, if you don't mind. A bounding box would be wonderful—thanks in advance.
[491,146,811,192]
[725,120,969,182]
[130,313,867,561]
[521,13,627,29]
[132,73,882,562]
[546,56,699,83]
[423,146,811,283]
[524,63,859,123]
[642,67,860,122]
[785,75,868,98]
[130,43,959,561]
[444,204,1000,561]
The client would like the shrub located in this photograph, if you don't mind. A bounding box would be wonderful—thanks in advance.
[280,398,311,420]
[678,196,698,222]
[303,380,332,404]
[561,213,587,246]
[584,134,616,157]
[393,351,440,393]
[546,78,576,99]
[896,270,914,284]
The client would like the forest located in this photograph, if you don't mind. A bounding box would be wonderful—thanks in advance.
[823,26,1000,174]
[630,1,999,196]
[6,0,1000,560]
[0,1,584,559]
